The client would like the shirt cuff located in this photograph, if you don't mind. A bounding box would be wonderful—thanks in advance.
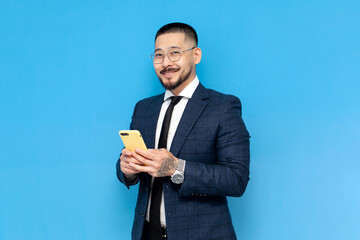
[124,174,139,185]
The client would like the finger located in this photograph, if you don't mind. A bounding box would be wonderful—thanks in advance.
[132,151,154,166]
[120,155,132,164]
[147,149,163,154]
[122,155,143,166]
[129,162,155,173]
[148,148,172,158]
[121,162,133,172]
[134,148,156,159]
[122,166,140,175]
[122,160,142,171]
[129,158,145,166]
[122,148,132,156]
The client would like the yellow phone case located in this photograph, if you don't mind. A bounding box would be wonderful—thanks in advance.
[119,130,147,151]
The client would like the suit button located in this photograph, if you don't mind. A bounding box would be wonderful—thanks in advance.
[142,214,144,218]
[191,193,195,196]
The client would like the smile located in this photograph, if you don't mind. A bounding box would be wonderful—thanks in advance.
[160,68,180,77]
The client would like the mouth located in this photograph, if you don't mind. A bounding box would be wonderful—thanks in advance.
[160,67,180,77]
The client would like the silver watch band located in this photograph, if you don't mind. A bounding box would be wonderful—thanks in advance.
[177,158,186,172]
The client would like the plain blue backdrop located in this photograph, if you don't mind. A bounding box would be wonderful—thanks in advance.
[1,1,359,239]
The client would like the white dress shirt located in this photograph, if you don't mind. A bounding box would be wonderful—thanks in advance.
[145,76,200,227]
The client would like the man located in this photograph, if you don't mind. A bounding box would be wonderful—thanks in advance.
[116,22,250,240]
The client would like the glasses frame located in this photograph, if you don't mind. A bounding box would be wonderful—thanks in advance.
[150,47,196,64]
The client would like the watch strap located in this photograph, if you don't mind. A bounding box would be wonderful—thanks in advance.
[177,158,185,172]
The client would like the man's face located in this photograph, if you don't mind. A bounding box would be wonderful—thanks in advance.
[153,32,198,94]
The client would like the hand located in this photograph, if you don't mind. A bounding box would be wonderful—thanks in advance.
[120,148,143,176]
[129,148,178,177]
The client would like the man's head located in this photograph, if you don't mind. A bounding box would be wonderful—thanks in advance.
[152,23,202,95]
[155,22,198,47]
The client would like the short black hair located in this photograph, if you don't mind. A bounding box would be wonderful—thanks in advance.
[155,22,198,46]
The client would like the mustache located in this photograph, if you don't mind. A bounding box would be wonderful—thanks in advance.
[160,67,180,74]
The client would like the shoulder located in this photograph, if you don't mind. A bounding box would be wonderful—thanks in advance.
[203,87,249,137]
[133,93,163,111]
[204,87,242,109]
[137,93,163,105]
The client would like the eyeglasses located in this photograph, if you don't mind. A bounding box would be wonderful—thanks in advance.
[150,47,196,64]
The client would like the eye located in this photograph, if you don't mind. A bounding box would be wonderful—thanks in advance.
[170,50,181,56]
[154,53,164,58]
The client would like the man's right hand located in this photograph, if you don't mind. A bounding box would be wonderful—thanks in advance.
[120,148,143,176]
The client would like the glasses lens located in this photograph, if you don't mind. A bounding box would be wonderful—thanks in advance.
[153,51,164,64]
[168,49,181,62]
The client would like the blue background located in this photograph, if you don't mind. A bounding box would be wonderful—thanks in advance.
[1,1,360,239]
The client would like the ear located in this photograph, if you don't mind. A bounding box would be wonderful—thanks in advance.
[194,47,202,64]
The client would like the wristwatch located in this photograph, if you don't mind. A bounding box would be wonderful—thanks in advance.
[171,158,185,184]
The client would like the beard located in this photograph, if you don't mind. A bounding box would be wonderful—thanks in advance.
[157,66,193,91]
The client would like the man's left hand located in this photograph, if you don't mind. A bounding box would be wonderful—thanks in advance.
[129,148,178,177]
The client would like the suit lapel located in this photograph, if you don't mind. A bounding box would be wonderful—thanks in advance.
[143,94,164,149]
[170,83,209,157]
[140,94,163,186]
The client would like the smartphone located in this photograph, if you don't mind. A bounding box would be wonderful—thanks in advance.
[119,130,147,152]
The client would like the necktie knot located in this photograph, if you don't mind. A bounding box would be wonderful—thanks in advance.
[158,96,182,150]
[170,96,182,105]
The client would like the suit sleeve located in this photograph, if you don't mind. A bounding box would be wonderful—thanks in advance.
[179,96,250,197]
[115,102,140,188]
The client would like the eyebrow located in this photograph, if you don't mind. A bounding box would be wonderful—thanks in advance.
[154,46,181,51]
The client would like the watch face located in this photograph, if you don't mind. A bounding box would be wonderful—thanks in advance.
[172,174,184,184]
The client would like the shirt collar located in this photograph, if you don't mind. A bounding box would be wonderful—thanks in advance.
[163,76,200,101]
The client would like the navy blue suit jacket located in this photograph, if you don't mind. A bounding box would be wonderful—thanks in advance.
[116,83,250,240]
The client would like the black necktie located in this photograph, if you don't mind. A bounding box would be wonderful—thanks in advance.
[149,96,182,237]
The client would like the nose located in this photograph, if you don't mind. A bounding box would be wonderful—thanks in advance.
[162,54,172,67]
